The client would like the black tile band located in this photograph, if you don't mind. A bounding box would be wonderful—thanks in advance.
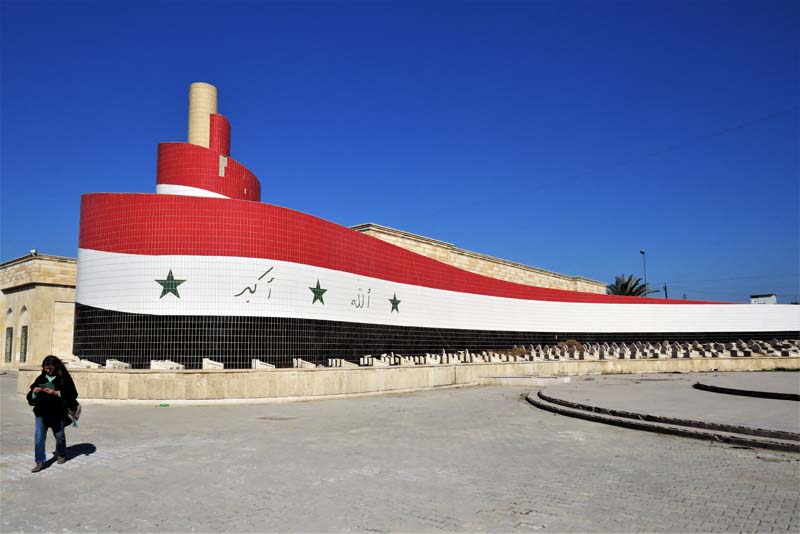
[73,304,796,369]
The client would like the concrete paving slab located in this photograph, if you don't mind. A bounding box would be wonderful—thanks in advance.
[2,373,799,533]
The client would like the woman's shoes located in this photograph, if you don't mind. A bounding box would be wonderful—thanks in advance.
[31,457,65,472]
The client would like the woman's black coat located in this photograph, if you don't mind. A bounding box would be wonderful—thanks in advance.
[26,373,79,429]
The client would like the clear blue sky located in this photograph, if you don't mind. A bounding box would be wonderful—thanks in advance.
[2,0,798,303]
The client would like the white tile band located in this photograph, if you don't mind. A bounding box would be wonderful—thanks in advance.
[76,249,800,333]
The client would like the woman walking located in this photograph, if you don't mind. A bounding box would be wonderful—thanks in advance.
[26,355,79,473]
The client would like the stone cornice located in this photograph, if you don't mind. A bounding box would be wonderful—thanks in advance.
[351,223,603,286]
[0,253,77,292]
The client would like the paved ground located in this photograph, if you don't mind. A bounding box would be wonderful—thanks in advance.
[1,371,799,533]
[541,372,800,434]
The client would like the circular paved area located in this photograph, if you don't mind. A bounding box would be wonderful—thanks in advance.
[1,372,798,532]
[539,372,800,435]
[697,372,800,399]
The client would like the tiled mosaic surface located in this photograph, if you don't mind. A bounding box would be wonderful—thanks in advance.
[73,83,800,368]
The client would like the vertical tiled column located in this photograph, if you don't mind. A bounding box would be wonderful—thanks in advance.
[209,114,231,155]
[188,82,217,148]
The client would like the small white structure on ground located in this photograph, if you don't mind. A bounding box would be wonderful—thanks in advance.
[750,294,777,305]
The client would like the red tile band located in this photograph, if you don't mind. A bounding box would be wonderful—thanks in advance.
[156,142,260,201]
[79,192,715,305]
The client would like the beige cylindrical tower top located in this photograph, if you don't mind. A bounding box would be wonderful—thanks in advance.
[188,82,218,148]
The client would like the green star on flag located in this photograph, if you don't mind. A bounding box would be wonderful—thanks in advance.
[309,279,327,305]
[156,270,186,299]
[389,293,401,313]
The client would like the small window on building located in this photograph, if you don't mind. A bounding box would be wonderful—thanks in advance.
[20,326,28,363]
[4,327,12,363]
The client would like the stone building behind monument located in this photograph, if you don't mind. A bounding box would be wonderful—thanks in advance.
[1,253,78,368]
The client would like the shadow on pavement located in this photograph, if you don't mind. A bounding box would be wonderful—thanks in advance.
[33,444,96,472]
[65,442,96,461]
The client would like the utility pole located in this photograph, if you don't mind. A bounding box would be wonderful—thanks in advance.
[639,250,647,295]
[663,283,668,299]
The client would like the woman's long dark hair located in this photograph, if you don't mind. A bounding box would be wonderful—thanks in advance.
[41,355,72,381]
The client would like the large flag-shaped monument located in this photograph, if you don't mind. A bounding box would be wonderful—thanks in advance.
[73,83,800,368]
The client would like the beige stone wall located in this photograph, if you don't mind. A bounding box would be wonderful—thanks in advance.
[0,255,77,289]
[51,300,75,359]
[1,254,77,368]
[351,224,606,294]
[17,357,799,401]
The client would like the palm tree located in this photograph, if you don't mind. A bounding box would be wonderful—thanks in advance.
[606,274,659,296]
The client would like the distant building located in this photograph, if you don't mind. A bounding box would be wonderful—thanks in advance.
[1,252,77,368]
[750,294,778,305]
